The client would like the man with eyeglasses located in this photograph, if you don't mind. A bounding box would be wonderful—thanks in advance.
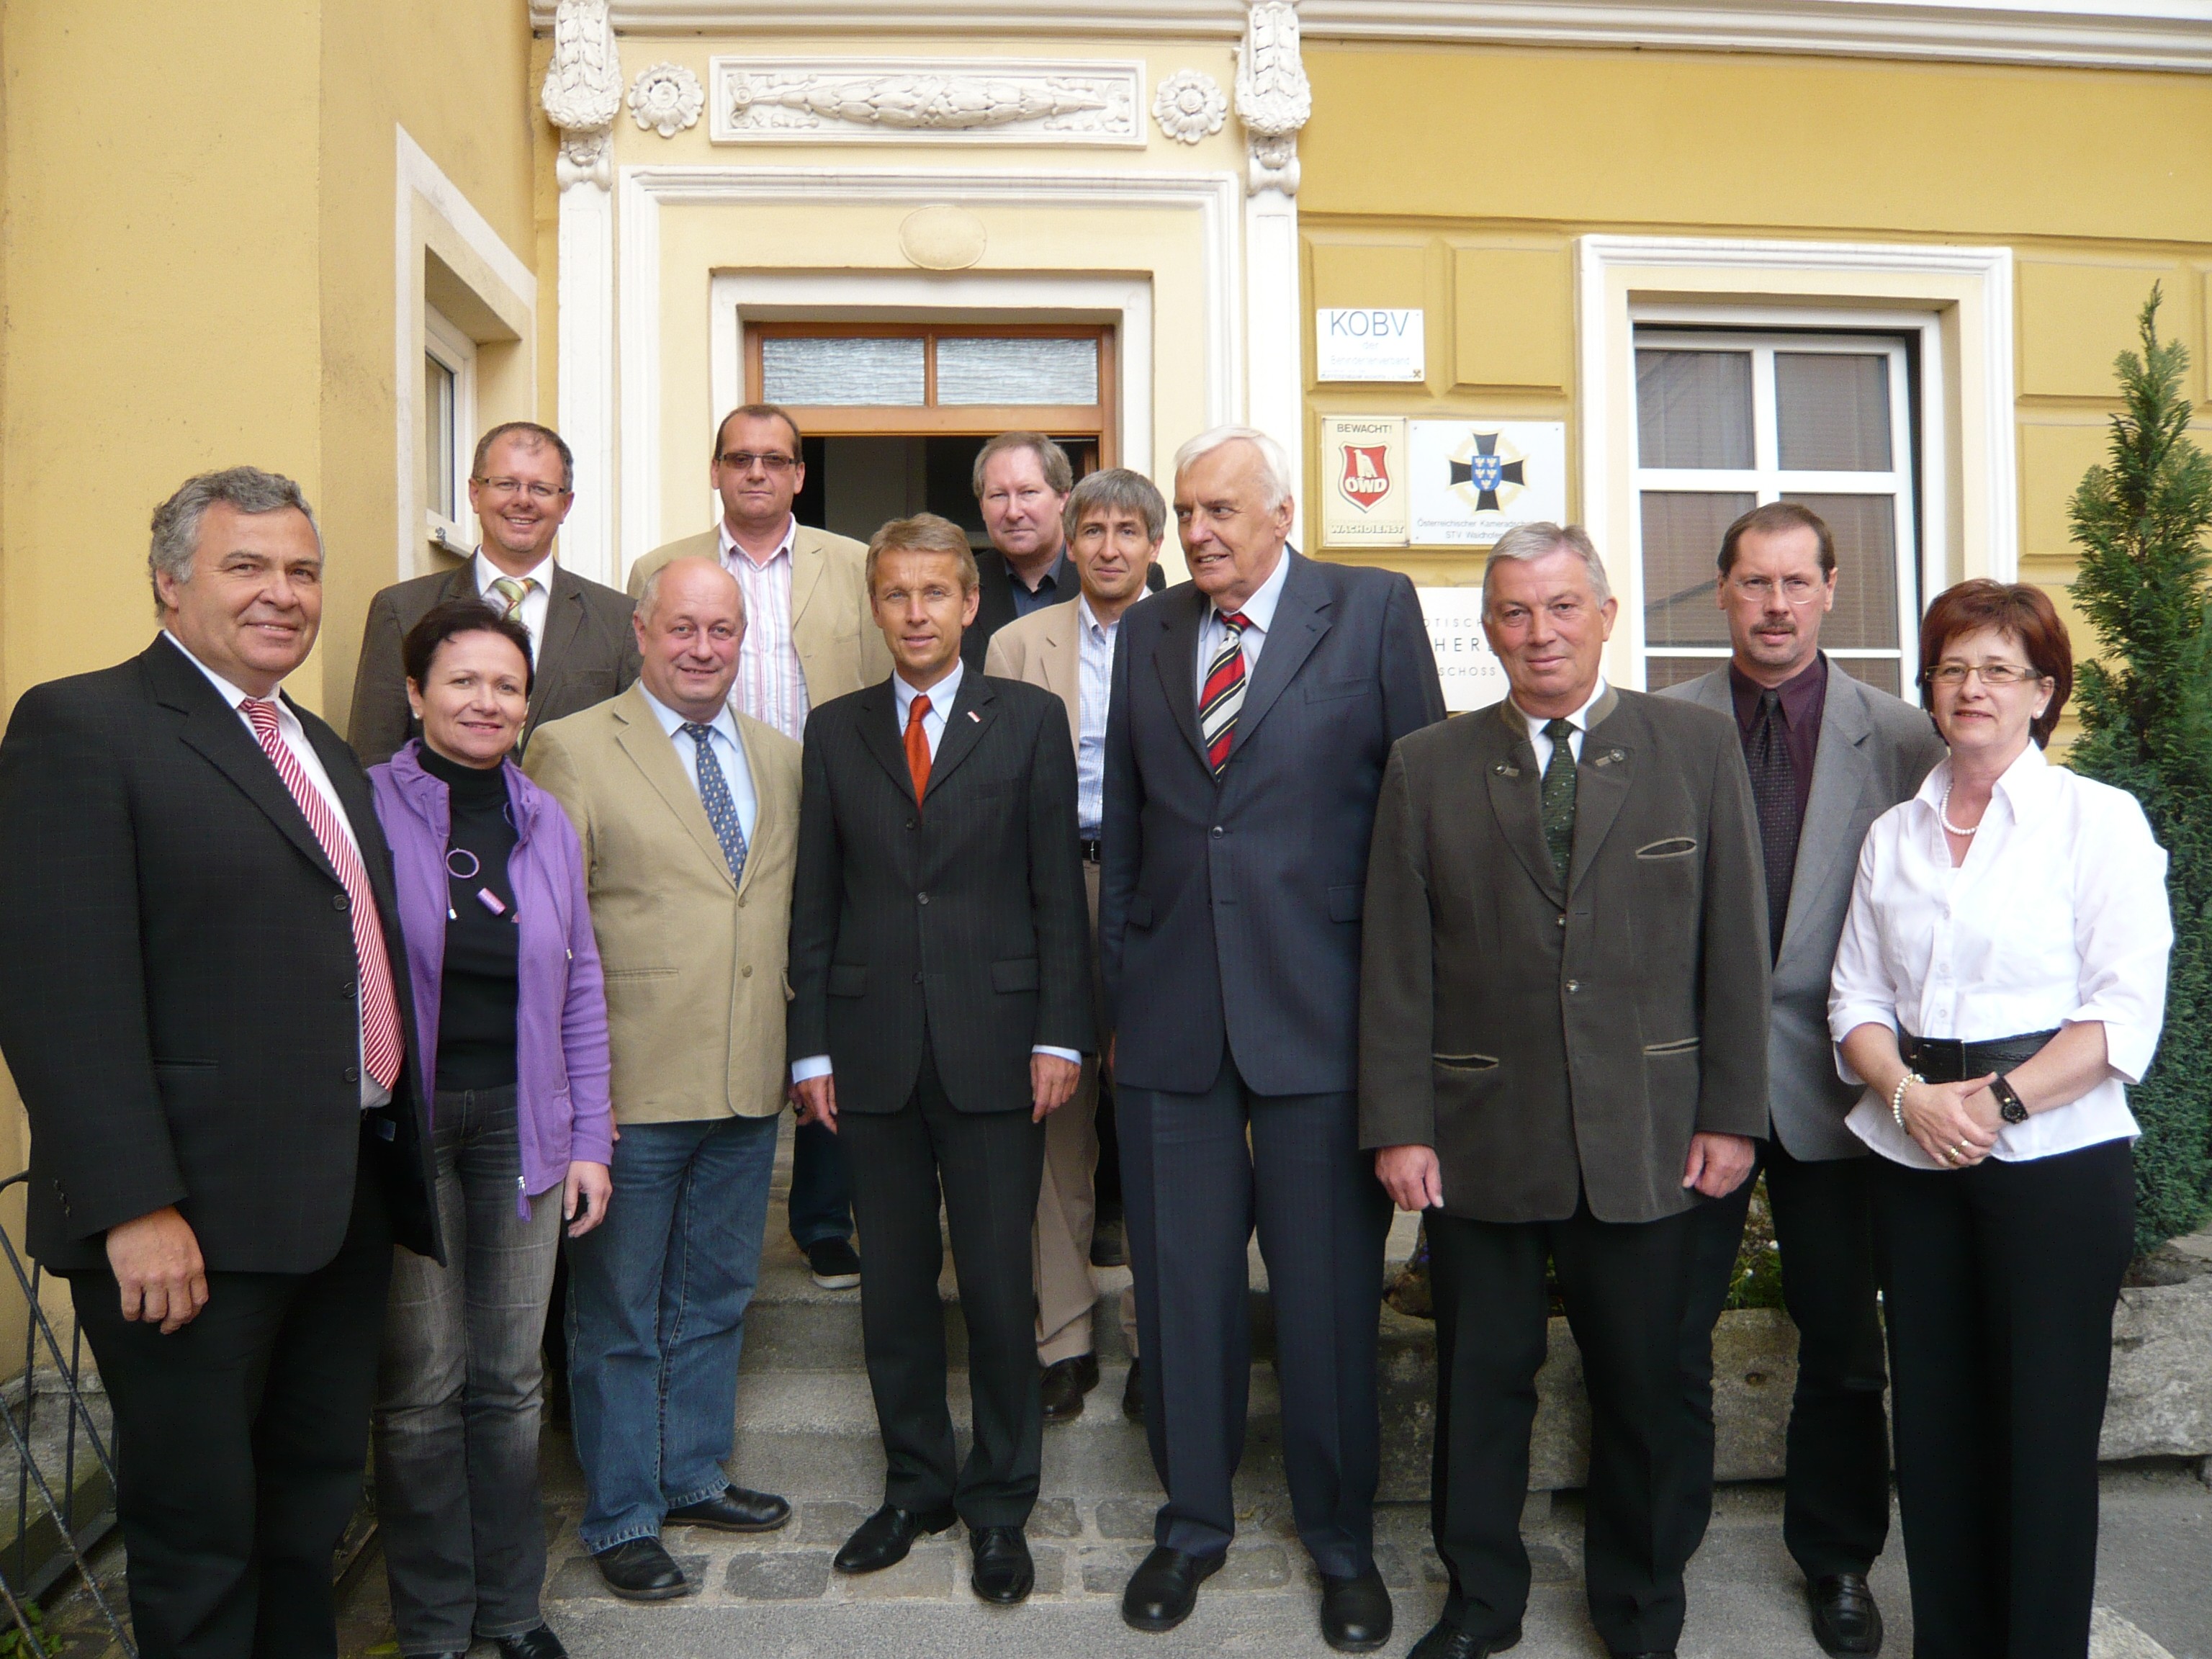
[351,422,641,767]
[628,403,890,1294]
[1659,501,1945,1658]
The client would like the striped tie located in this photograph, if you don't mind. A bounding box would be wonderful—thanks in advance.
[240,698,405,1090]
[487,575,534,620]
[1200,611,1252,776]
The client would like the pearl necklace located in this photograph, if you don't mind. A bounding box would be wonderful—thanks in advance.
[1939,781,1982,837]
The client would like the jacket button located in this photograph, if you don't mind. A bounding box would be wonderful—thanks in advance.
[341,980,356,999]
[1556,914,1567,929]
[1210,826,1224,838]
[333,893,350,912]
[917,891,930,905]
[741,965,753,978]
[1565,979,1581,994]
[738,895,747,908]
[343,1065,360,1083]
[906,819,917,831]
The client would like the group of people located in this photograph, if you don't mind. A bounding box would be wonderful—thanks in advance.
[0,400,2170,1659]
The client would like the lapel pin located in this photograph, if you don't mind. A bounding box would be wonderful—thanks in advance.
[968,710,980,723]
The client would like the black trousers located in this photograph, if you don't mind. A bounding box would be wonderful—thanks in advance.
[1678,1138,1891,1577]
[69,1130,395,1659]
[1428,1199,1701,1655]
[1117,1044,1390,1576]
[839,1036,1046,1529]
[1872,1139,2134,1659]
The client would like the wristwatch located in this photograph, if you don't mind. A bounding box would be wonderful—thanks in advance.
[1990,1073,2030,1125]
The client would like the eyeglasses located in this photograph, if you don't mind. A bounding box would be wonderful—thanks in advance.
[1728,575,1826,604]
[718,451,798,474]
[473,477,569,502]
[1925,662,2046,687]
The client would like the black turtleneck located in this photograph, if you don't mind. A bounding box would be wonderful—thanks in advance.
[421,745,521,1092]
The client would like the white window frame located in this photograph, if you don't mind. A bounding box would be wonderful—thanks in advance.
[1632,326,1919,692]
[423,305,477,556]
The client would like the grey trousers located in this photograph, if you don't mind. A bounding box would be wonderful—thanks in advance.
[373,1086,565,1655]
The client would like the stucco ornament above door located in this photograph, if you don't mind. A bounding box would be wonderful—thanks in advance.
[1152,69,1228,145]
[709,58,1145,147]
[1236,1,1310,195]
[541,0,622,188]
[629,63,705,137]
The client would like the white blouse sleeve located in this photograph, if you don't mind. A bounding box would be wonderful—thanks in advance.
[2067,787,2172,1084]
[1827,814,1898,1086]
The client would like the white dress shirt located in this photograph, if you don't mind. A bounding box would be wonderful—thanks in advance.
[636,684,758,846]
[1194,549,1292,701]
[163,630,390,1108]
[473,549,555,660]
[792,656,1078,1082]
[1514,677,1611,771]
[717,516,811,744]
[1829,744,2172,1168]
[1076,595,1115,840]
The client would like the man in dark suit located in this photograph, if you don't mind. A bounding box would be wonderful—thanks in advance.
[1098,426,1444,1650]
[1361,522,1770,1659]
[787,512,1092,1607]
[0,467,440,1659]
[1661,503,1946,1658]
[349,421,640,765]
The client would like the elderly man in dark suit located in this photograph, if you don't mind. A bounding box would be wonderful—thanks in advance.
[1099,426,1444,1650]
[1362,522,1769,1659]
[787,513,1092,1608]
[0,468,440,1659]
[1660,503,1946,1657]
[349,422,639,765]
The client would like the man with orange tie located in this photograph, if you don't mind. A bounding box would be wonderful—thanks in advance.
[787,513,1093,1607]
[0,468,440,1659]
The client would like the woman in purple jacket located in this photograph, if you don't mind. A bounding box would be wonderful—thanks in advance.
[369,599,613,1659]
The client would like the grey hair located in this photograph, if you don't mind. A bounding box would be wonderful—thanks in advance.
[1062,467,1167,547]
[1482,522,1612,614]
[636,554,746,625]
[148,467,321,616]
[1172,426,1294,512]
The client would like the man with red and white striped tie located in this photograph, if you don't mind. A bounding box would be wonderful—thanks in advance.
[0,467,440,1659]
[1098,428,1444,1651]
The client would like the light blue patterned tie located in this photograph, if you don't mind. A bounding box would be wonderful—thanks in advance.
[680,721,748,884]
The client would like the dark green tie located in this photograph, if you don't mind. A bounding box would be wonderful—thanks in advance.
[1541,716,1577,884]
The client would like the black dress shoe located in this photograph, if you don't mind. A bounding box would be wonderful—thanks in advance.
[1123,1357,1145,1423]
[1809,1573,1884,1656]
[1408,1622,1524,1659]
[1320,1565,1393,1652]
[833,1503,958,1575]
[805,1236,862,1289]
[590,1537,692,1601]
[970,1525,1034,1604]
[1121,1544,1225,1632]
[664,1484,791,1533]
[495,1628,570,1659]
[1041,1353,1101,1421]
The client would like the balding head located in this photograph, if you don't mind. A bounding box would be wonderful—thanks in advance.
[634,556,747,721]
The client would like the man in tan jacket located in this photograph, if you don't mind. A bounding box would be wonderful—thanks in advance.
[627,403,887,1292]
[984,468,1161,1425]
[525,559,802,1602]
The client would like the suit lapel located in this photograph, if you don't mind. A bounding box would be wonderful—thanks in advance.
[1483,700,1564,903]
[732,714,777,901]
[530,566,589,729]
[1784,667,1874,959]
[854,680,920,806]
[1151,588,1211,770]
[611,687,737,889]
[788,529,827,631]
[923,671,996,799]
[1041,608,1083,740]
[1229,553,1330,755]
[1568,689,1633,896]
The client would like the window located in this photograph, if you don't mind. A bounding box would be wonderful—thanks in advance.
[1633,330,1918,695]
[423,307,476,554]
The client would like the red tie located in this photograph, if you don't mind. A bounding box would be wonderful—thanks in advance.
[905,694,933,804]
[240,698,405,1091]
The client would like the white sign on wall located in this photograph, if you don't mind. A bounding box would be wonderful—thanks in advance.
[1408,420,1568,547]
[1314,308,1426,382]
[1416,586,1509,713]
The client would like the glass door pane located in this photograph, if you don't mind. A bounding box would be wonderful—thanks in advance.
[1637,350,1753,469]
[1775,353,1892,470]
[761,336,927,406]
[935,337,1098,405]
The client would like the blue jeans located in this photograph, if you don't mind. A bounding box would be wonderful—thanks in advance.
[566,1114,778,1551]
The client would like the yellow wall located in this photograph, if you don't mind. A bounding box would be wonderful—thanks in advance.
[1295,42,2212,677]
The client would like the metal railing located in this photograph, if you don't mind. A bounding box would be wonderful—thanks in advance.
[0,1172,132,1655]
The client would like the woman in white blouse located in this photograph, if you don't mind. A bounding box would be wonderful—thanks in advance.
[1829,580,2172,1659]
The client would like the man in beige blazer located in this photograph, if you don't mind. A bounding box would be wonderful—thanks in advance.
[626,403,889,1292]
[524,558,802,1602]
[984,468,1161,1424]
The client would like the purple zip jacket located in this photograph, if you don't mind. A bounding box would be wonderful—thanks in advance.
[370,740,613,1215]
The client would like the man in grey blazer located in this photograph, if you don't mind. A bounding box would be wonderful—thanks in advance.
[1099,427,1444,1650]
[1362,523,1769,1659]
[350,422,640,765]
[1660,503,1945,1658]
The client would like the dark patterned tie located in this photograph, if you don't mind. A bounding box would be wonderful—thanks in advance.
[1199,612,1252,776]
[1540,716,1577,886]
[1747,691,1799,959]
[680,721,749,884]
